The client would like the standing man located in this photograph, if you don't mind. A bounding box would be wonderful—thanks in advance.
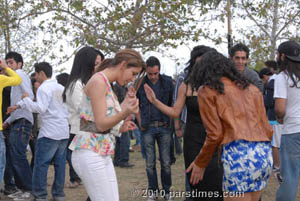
[0,59,22,197]
[113,82,134,168]
[10,62,69,201]
[229,43,264,92]
[274,41,300,201]
[3,52,34,200]
[137,56,174,201]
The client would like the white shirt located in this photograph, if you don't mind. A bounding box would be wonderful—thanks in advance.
[274,72,300,135]
[5,69,34,124]
[18,79,69,140]
[66,80,84,134]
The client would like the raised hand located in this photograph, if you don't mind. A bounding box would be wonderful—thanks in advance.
[144,84,156,103]
[0,59,8,70]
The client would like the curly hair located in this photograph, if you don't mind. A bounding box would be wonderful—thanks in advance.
[190,51,250,94]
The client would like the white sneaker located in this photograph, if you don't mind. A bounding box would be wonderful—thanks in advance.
[7,190,23,198]
[13,192,33,201]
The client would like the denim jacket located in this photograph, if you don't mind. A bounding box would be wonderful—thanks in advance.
[137,74,173,129]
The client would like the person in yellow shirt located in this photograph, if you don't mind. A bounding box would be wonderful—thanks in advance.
[0,59,22,192]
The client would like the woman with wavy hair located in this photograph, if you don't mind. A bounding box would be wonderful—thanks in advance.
[144,46,223,201]
[69,48,145,201]
[187,51,273,201]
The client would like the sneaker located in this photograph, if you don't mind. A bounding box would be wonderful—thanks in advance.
[7,189,23,198]
[272,167,283,183]
[164,193,173,201]
[274,171,283,183]
[147,194,158,201]
[4,187,18,195]
[12,192,33,201]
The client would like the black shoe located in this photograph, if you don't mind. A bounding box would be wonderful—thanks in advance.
[113,161,119,167]
[119,162,135,168]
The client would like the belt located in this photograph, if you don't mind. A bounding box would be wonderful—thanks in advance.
[12,118,31,125]
[148,121,169,128]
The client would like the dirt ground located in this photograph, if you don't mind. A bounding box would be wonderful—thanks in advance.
[1,148,300,201]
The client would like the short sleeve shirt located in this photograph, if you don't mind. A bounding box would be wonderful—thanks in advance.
[274,72,300,135]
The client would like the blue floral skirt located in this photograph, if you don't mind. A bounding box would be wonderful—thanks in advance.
[221,140,272,193]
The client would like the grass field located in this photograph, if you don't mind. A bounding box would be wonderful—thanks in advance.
[1,148,300,201]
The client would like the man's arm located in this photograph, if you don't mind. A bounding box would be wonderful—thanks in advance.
[18,87,50,114]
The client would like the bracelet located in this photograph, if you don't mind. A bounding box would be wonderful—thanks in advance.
[175,128,181,131]
[174,118,180,120]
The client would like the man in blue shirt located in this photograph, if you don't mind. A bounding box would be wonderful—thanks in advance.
[137,56,174,201]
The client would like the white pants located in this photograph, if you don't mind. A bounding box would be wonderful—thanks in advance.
[72,149,119,201]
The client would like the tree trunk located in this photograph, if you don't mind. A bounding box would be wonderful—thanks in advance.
[270,0,279,60]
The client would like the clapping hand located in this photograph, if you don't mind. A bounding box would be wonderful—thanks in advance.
[144,84,156,103]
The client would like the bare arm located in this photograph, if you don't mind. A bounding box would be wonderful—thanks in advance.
[86,75,138,132]
[275,98,286,123]
[144,83,187,118]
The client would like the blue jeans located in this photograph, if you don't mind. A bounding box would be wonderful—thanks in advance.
[0,131,6,188]
[276,133,300,201]
[33,137,68,200]
[114,132,130,164]
[8,118,32,191]
[67,134,81,183]
[141,127,172,193]
[133,128,141,145]
[4,128,16,191]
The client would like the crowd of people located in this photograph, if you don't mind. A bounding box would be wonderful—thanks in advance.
[0,40,299,201]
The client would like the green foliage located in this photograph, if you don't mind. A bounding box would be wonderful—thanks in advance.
[0,0,299,74]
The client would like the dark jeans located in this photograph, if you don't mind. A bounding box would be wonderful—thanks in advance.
[3,128,16,191]
[141,127,172,193]
[133,128,141,145]
[67,134,81,183]
[32,137,68,200]
[114,132,130,165]
[8,118,33,191]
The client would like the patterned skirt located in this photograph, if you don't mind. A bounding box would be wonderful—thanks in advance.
[221,140,273,193]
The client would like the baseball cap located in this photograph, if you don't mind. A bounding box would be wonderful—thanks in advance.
[278,41,300,62]
[259,68,273,79]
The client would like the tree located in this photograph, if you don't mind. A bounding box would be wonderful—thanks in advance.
[0,0,69,72]
[238,0,300,65]
[30,0,220,55]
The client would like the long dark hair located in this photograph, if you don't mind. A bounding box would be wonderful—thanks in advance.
[190,51,250,94]
[184,45,215,85]
[63,46,98,102]
[278,57,300,88]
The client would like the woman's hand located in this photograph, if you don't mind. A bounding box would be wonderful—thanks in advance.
[186,162,206,185]
[121,86,139,115]
[144,84,156,103]
[119,120,137,133]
